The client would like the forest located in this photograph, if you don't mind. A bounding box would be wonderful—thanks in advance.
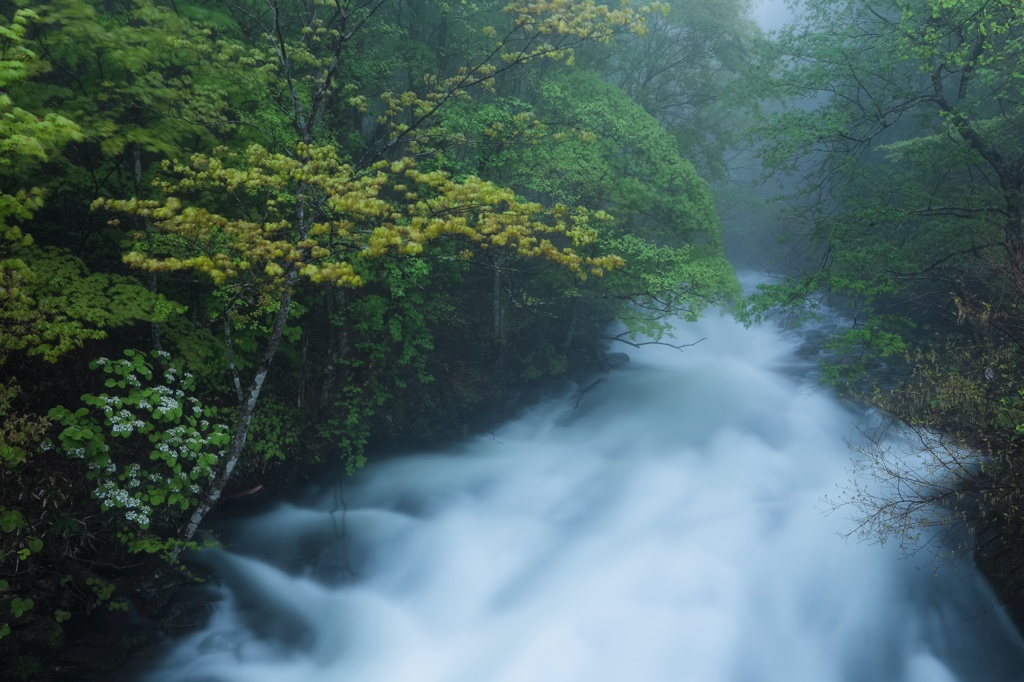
[1,0,1023,678]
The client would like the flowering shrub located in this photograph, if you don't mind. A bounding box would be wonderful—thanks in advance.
[47,350,229,547]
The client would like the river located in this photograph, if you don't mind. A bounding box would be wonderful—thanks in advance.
[138,306,1024,681]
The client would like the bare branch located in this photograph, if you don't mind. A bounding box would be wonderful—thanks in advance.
[603,333,706,351]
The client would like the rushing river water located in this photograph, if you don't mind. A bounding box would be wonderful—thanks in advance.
[141,309,1024,682]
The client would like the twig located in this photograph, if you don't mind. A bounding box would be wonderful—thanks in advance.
[574,378,605,409]
[603,334,706,351]
[225,484,263,501]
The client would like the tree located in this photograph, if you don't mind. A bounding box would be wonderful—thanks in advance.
[752,0,1024,341]
[520,69,738,336]
[750,0,1024,619]
[605,0,763,180]
[97,0,664,544]
[8,0,240,259]
[1,6,82,357]
[0,1,744,670]
[1,4,183,649]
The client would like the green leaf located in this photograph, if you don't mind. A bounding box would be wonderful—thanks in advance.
[10,597,34,618]
[0,445,24,464]
[0,510,26,533]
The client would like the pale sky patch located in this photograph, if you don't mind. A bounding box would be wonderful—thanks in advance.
[752,0,793,32]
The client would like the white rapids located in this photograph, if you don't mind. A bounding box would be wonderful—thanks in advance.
[142,310,1024,682]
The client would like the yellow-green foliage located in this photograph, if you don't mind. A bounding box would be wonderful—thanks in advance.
[2,248,181,364]
[97,144,624,293]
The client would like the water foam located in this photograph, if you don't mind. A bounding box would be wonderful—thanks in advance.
[143,312,1024,682]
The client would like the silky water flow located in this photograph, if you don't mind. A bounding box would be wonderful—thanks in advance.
[141,306,1024,682]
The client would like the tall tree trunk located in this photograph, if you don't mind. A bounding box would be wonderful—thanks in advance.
[492,255,509,379]
[181,272,297,545]
[563,296,579,352]
[322,288,348,406]
[492,257,504,343]
[131,143,165,358]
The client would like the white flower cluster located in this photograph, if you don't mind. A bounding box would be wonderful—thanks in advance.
[98,395,121,410]
[125,463,142,488]
[124,510,151,525]
[110,408,146,434]
[109,358,145,387]
[67,352,232,532]
[95,480,154,527]
[149,385,182,417]
[87,457,116,474]
[91,464,152,528]
[158,395,180,413]
[99,395,134,430]
[153,424,220,478]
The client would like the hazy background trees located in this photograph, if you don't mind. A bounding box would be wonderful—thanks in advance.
[747,0,1024,625]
